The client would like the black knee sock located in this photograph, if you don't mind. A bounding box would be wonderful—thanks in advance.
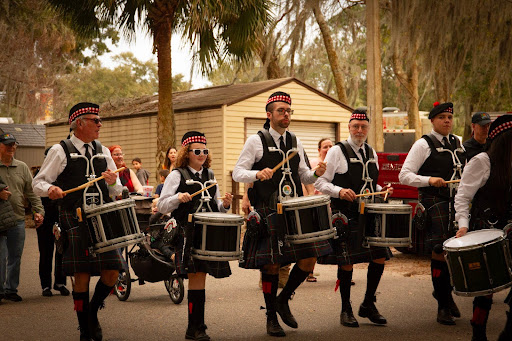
[90,279,114,321]
[73,291,90,334]
[278,264,309,301]
[188,289,206,330]
[431,259,450,308]
[338,268,353,312]
[262,272,279,319]
[364,262,384,305]
[472,296,493,326]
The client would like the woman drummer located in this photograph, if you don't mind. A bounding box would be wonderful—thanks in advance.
[454,114,512,341]
[157,131,233,341]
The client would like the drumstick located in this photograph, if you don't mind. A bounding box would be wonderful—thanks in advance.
[62,167,126,195]
[446,179,460,184]
[190,182,217,198]
[384,184,391,201]
[355,189,390,198]
[271,151,298,173]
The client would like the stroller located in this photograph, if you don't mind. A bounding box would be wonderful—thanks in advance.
[114,219,185,304]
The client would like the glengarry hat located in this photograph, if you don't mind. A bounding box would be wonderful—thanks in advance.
[181,131,207,147]
[429,101,453,119]
[488,114,512,141]
[68,102,100,124]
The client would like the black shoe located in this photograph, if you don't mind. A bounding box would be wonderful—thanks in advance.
[437,307,456,325]
[433,291,460,318]
[54,285,70,296]
[4,293,22,302]
[185,324,210,341]
[267,316,286,337]
[276,297,298,328]
[358,302,387,325]
[88,316,102,341]
[340,309,359,327]
[42,288,53,297]
[79,326,91,341]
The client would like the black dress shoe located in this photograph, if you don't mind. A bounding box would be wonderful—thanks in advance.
[79,326,91,341]
[88,316,102,341]
[359,302,387,325]
[42,288,53,297]
[433,291,460,318]
[276,297,298,328]
[4,293,22,302]
[267,317,286,337]
[54,285,70,296]
[340,309,359,327]
[185,324,210,341]
[437,307,456,325]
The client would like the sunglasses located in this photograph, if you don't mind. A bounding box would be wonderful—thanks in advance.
[189,149,209,156]
[82,117,102,124]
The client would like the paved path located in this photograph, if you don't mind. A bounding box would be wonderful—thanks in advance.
[0,228,508,340]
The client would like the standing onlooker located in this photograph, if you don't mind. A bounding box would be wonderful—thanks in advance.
[132,157,150,185]
[0,132,44,302]
[463,112,492,161]
[154,169,170,198]
[109,145,143,193]
[163,146,178,171]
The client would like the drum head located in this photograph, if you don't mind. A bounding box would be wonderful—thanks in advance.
[193,212,244,224]
[365,203,411,213]
[444,229,505,248]
[84,198,136,215]
[281,194,330,208]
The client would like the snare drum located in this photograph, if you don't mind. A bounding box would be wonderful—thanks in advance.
[444,229,512,297]
[85,199,145,254]
[364,203,412,247]
[192,212,244,261]
[281,195,336,244]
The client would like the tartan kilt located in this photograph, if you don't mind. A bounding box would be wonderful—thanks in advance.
[174,235,231,279]
[240,207,332,269]
[420,193,455,255]
[317,213,391,266]
[59,210,123,276]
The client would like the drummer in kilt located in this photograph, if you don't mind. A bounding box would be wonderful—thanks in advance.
[32,102,124,341]
[157,131,233,341]
[232,91,329,337]
[315,108,393,328]
[399,102,466,325]
[454,114,512,341]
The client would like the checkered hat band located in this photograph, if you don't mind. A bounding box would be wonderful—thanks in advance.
[350,113,368,120]
[68,107,100,124]
[489,121,512,139]
[445,107,453,113]
[182,136,207,147]
[266,95,291,105]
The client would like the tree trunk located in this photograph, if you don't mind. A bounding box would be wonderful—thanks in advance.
[408,58,421,140]
[311,0,348,104]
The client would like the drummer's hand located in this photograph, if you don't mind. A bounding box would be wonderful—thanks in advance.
[314,161,327,177]
[339,188,357,202]
[48,185,64,200]
[102,169,118,185]
[456,227,469,238]
[256,168,273,181]
[222,192,233,208]
[429,177,447,187]
[383,185,394,196]
[178,192,192,203]
[33,212,44,228]
[242,194,251,215]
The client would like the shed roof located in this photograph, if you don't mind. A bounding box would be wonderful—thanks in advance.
[47,77,352,126]
[0,124,46,147]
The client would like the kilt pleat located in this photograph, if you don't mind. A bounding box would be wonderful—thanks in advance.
[420,194,455,255]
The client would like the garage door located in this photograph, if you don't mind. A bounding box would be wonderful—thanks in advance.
[245,119,336,161]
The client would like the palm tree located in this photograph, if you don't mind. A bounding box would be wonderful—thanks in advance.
[48,0,271,167]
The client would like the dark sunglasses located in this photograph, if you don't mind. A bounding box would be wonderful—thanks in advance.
[189,148,209,156]
[82,117,102,124]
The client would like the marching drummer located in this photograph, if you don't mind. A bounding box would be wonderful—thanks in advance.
[399,102,466,325]
[315,108,392,328]
[232,91,329,337]
[33,102,124,341]
[157,131,233,341]
[454,114,512,341]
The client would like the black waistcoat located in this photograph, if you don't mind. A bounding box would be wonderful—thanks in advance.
[331,141,379,216]
[55,139,110,211]
[251,130,303,209]
[172,167,219,226]
[418,134,466,198]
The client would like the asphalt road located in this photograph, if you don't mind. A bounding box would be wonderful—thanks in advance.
[0,228,508,341]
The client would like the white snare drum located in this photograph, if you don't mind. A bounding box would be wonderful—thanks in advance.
[192,212,244,261]
[281,195,336,244]
[364,203,412,247]
[444,229,512,297]
[85,199,145,254]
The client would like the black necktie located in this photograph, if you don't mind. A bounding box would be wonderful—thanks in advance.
[195,172,201,180]
[279,136,286,151]
[359,148,367,163]
[84,144,91,159]
[442,137,452,150]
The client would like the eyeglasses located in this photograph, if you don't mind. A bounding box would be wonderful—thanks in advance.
[189,149,209,156]
[274,108,294,115]
[82,117,102,124]
[112,153,124,157]
[3,142,18,147]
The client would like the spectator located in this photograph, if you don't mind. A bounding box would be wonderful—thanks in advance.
[163,146,178,171]
[132,157,150,185]
[0,132,44,302]
[108,145,143,194]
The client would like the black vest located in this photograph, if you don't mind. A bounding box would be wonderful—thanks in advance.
[418,134,466,198]
[331,141,379,216]
[251,130,303,209]
[55,139,110,211]
[172,167,219,226]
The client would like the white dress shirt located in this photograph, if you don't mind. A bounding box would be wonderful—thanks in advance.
[315,136,381,198]
[454,152,490,229]
[399,129,457,188]
[157,166,228,215]
[232,127,316,184]
[33,134,122,197]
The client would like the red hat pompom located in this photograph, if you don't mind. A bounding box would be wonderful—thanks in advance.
[433,101,440,107]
